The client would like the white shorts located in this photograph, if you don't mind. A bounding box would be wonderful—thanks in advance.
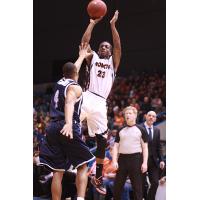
[80,91,108,137]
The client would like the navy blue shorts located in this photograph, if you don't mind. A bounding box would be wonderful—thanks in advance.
[39,120,95,171]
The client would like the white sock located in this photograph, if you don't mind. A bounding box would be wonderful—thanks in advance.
[77,197,84,200]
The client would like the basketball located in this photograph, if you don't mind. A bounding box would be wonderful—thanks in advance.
[87,0,107,19]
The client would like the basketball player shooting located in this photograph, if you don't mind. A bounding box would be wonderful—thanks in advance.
[79,10,121,195]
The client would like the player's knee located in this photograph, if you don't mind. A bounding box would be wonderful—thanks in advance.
[77,163,88,174]
[53,171,64,181]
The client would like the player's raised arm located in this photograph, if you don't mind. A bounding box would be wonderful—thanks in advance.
[110,10,121,72]
[81,17,103,44]
[74,43,92,72]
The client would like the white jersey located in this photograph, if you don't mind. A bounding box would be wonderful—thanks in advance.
[88,51,115,99]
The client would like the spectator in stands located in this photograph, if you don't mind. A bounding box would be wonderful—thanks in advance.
[141,96,152,114]
[113,111,124,128]
[138,96,152,123]
[151,95,163,113]
[107,129,117,148]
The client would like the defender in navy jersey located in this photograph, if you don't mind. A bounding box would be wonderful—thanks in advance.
[79,10,121,195]
[39,44,95,200]
[49,78,82,130]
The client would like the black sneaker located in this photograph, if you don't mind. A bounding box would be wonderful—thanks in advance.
[91,176,107,195]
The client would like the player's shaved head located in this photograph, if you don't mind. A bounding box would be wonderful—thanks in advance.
[62,62,77,79]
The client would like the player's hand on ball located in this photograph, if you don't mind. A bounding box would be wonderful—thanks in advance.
[60,123,73,139]
[141,162,147,173]
[110,10,119,25]
[90,17,103,25]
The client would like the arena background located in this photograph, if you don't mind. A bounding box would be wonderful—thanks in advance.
[33,0,166,199]
[34,0,166,84]
[1,0,199,199]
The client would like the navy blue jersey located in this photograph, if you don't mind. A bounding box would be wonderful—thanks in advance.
[50,78,83,125]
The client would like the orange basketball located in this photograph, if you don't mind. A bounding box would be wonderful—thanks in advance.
[87,0,107,19]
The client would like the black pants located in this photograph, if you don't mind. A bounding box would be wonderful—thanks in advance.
[142,173,149,200]
[113,153,143,200]
[146,156,159,200]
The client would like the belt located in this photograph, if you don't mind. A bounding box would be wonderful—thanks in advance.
[88,90,105,99]
[119,152,142,157]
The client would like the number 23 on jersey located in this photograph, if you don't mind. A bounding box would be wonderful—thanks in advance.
[97,70,105,78]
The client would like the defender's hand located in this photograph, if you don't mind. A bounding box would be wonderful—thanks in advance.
[79,43,93,58]
[60,123,73,139]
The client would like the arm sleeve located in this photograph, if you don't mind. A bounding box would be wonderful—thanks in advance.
[137,125,148,143]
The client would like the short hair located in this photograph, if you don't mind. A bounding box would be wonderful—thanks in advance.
[62,62,76,78]
[123,106,138,115]
[99,41,113,52]
[147,111,157,117]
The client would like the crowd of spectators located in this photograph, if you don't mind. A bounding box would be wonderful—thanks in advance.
[107,72,166,129]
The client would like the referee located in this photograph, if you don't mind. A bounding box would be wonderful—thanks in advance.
[112,106,148,200]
